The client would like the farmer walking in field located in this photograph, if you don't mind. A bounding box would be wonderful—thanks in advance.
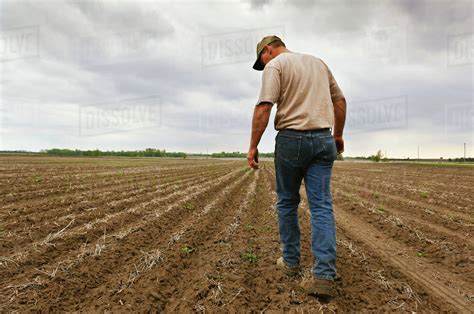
[247,36,346,299]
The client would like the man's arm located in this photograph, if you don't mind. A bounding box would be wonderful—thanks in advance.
[247,103,272,169]
[324,60,346,154]
[333,97,346,154]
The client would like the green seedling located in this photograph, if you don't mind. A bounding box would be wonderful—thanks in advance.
[376,207,385,213]
[420,192,429,198]
[416,251,425,257]
[33,176,43,183]
[373,192,380,199]
[184,203,194,210]
[0,227,4,237]
[241,252,258,263]
[180,245,195,254]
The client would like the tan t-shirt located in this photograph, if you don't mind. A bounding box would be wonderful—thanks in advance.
[256,52,344,130]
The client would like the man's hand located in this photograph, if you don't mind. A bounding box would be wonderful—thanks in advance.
[247,147,259,169]
[248,103,271,169]
[334,136,344,154]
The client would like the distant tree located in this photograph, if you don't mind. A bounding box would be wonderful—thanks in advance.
[369,150,383,162]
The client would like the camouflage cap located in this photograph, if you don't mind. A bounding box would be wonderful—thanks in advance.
[252,35,282,71]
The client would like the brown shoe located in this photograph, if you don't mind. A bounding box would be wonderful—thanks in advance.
[276,257,300,276]
[300,277,334,298]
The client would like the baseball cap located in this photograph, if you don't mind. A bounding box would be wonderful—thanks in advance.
[252,35,282,71]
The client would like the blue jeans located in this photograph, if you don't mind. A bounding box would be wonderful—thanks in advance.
[274,128,337,281]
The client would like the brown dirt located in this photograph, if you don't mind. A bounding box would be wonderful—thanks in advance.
[0,156,472,312]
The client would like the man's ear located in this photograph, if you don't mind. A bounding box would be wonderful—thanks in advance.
[266,45,273,55]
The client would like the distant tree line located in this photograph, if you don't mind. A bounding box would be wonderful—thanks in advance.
[451,157,474,162]
[0,149,276,158]
[0,149,471,162]
[43,148,187,158]
[0,150,30,153]
[347,154,474,163]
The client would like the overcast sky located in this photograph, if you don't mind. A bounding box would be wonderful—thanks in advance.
[0,0,472,158]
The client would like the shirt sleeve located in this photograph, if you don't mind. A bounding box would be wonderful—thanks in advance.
[256,65,280,106]
[327,66,344,102]
[321,60,344,102]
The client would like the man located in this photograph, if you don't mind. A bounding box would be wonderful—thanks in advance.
[247,36,346,299]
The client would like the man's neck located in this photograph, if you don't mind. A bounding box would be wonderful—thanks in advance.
[273,47,290,58]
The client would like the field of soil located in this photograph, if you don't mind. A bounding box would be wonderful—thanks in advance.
[0,155,472,312]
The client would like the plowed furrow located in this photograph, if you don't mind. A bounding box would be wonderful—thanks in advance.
[1,167,231,253]
[0,159,230,182]
[1,163,229,205]
[333,188,473,247]
[77,168,256,311]
[334,180,473,229]
[334,207,472,312]
[332,188,473,302]
[0,167,251,311]
[0,164,235,225]
[152,170,260,312]
[333,164,474,206]
[0,167,243,269]
[0,166,249,310]
[2,164,233,226]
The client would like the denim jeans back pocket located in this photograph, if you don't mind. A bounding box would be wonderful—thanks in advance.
[276,135,302,161]
[319,134,337,161]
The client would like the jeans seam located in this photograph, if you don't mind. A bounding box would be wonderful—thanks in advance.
[296,137,301,160]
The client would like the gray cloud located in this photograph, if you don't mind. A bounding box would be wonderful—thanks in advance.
[0,0,472,158]
[248,0,273,9]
